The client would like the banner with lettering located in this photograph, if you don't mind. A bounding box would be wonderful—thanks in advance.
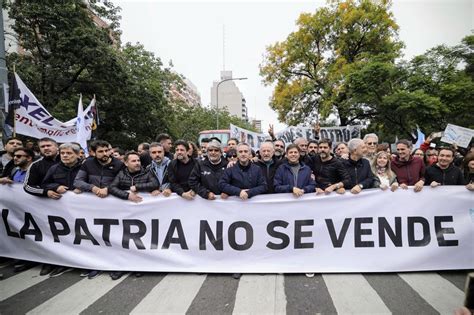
[230,124,267,151]
[1,185,472,273]
[276,125,362,146]
[7,73,94,142]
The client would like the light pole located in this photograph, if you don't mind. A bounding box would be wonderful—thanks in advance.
[215,77,247,129]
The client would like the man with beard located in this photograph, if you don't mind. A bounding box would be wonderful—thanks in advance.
[255,141,282,193]
[137,142,152,168]
[0,147,34,184]
[189,140,227,199]
[341,139,375,194]
[109,151,159,202]
[73,140,123,279]
[0,137,23,177]
[273,139,286,160]
[391,139,425,192]
[24,138,60,197]
[168,140,196,200]
[74,140,124,198]
[147,142,172,196]
[308,140,319,157]
[312,139,350,195]
[294,137,312,165]
[424,147,465,187]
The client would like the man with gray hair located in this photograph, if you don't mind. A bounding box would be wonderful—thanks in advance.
[189,140,228,199]
[363,133,379,163]
[255,141,282,193]
[42,143,82,200]
[341,138,375,194]
[294,137,312,165]
[39,142,82,278]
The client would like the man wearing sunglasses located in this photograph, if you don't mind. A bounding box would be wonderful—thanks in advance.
[189,140,228,200]
[0,147,34,184]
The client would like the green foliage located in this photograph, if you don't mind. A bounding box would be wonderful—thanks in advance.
[260,0,402,126]
[167,102,255,143]
[261,0,473,140]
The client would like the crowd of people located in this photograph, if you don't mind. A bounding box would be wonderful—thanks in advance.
[1,130,473,280]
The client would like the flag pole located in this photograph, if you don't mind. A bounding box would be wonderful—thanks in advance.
[12,64,16,137]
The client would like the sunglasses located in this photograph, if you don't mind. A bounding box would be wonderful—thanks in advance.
[227,154,237,158]
[367,142,377,145]
[14,154,27,158]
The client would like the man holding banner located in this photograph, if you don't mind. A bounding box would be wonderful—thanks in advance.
[23,137,60,197]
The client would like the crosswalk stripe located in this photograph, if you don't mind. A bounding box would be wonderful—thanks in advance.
[284,274,337,314]
[363,273,439,314]
[323,274,391,314]
[186,274,240,314]
[27,273,127,315]
[0,266,48,302]
[232,274,286,314]
[130,274,206,314]
[399,272,465,314]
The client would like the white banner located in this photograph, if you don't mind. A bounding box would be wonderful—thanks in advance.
[276,125,363,146]
[230,123,267,150]
[11,74,94,142]
[1,185,473,273]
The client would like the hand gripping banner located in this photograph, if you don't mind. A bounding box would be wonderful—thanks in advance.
[1,185,473,273]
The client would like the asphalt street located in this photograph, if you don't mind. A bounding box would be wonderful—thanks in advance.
[0,262,469,314]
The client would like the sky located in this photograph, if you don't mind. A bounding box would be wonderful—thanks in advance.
[115,0,473,132]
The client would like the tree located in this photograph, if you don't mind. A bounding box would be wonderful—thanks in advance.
[4,0,181,148]
[5,0,123,120]
[260,0,402,126]
[167,101,256,143]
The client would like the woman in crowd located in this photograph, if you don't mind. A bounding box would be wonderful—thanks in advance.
[274,144,316,197]
[371,151,398,191]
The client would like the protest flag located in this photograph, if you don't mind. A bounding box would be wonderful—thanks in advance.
[76,94,90,156]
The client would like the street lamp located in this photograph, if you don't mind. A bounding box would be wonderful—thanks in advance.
[216,77,247,129]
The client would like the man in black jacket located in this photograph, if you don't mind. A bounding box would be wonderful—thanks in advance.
[341,138,375,194]
[39,142,82,278]
[42,143,82,200]
[255,142,282,193]
[312,139,351,194]
[74,140,123,198]
[168,140,196,200]
[219,143,267,200]
[425,147,465,186]
[24,138,59,197]
[189,140,227,199]
[109,151,159,202]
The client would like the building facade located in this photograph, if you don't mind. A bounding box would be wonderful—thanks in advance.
[210,71,248,121]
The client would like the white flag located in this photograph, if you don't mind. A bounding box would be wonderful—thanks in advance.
[76,95,91,156]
